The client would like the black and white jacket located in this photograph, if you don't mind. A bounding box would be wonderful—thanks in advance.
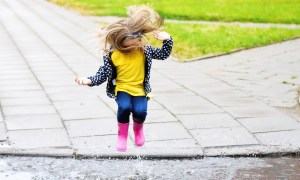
[88,38,173,98]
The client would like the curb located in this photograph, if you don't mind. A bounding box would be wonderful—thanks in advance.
[1,145,300,159]
[0,147,203,159]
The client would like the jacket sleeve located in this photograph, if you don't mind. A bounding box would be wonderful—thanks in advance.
[150,37,173,60]
[87,65,108,86]
[87,55,110,86]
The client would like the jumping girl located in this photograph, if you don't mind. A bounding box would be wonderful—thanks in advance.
[75,5,173,152]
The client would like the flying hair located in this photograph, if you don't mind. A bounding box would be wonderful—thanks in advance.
[98,5,164,54]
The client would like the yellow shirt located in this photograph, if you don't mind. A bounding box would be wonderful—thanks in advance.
[111,49,146,96]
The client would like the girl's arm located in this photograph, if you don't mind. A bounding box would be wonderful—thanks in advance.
[87,65,108,86]
[75,65,107,86]
[75,55,110,86]
[150,31,173,60]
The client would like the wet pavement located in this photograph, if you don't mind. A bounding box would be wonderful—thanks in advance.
[0,156,300,179]
[0,0,300,158]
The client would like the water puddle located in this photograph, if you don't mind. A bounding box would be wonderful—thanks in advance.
[0,155,299,179]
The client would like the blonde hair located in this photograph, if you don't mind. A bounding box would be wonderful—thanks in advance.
[99,5,164,54]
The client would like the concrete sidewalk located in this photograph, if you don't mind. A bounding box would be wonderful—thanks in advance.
[0,0,300,158]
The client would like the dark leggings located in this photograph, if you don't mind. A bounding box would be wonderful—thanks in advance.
[115,91,148,124]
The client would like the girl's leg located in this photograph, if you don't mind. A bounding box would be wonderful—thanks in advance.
[132,96,147,146]
[116,122,129,152]
[115,91,132,151]
[116,91,132,123]
[132,96,148,123]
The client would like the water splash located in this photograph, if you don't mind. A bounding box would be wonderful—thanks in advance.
[0,156,299,179]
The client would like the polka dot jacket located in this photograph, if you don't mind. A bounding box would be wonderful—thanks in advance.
[87,38,173,99]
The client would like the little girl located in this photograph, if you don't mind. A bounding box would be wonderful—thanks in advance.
[75,5,173,152]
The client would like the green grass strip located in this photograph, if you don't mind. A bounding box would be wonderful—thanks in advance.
[50,0,300,24]
[155,23,300,61]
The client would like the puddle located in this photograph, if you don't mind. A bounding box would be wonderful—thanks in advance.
[0,156,299,179]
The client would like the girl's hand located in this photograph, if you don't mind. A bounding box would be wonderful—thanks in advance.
[153,31,171,41]
[75,76,92,85]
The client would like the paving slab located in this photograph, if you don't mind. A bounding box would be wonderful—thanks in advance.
[46,92,98,102]
[197,89,251,99]
[155,96,224,115]
[2,105,57,116]
[255,130,300,147]
[0,122,7,141]
[148,100,165,110]
[5,114,63,130]
[0,97,51,106]
[151,77,183,89]
[58,107,115,120]
[0,112,3,122]
[152,88,195,97]
[145,109,178,123]
[145,139,200,149]
[0,84,43,92]
[223,106,283,118]
[237,116,300,133]
[0,74,34,81]
[1,78,38,86]
[0,90,47,99]
[177,113,241,129]
[53,100,109,110]
[142,122,192,141]
[71,135,118,150]
[208,97,266,107]
[64,118,116,137]
[190,127,259,147]
[8,129,70,149]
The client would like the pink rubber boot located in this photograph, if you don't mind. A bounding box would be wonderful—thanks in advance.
[133,121,145,146]
[116,122,129,152]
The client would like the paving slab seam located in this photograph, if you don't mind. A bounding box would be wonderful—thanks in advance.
[6,127,67,132]
[0,100,8,143]
[61,117,117,122]
[70,134,117,139]
[145,137,194,142]
[251,129,300,135]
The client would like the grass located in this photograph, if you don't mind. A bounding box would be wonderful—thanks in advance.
[49,0,300,61]
[154,23,300,61]
[50,0,300,24]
